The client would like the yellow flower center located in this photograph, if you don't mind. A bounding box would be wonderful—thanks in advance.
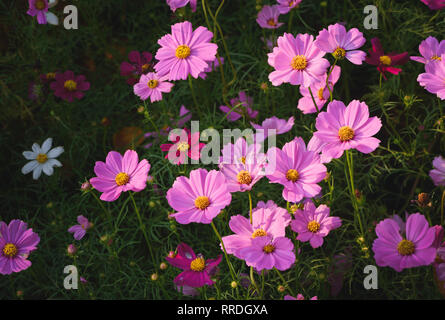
[237,170,252,185]
[195,196,210,210]
[267,19,277,26]
[286,169,299,182]
[190,257,206,272]
[379,55,392,66]
[332,47,346,60]
[263,244,275,254]
[252,229,267,239]
[141,63,150,72]
[175,45,191,59]
[291,55,307,70]
[35,0,46,10]
[3,243,18,258]
[64,80,77,91]
[177,141,190,152]
[147,79,158,88]
[290,204,300,214]
[115,172,130,186]
[307,220,320,233]
[397,239,415,256]
[318,87,325,100]
[46,72,56,80]
[431,55,442,61]
[239,156,246,164]
[36,153,48,164]
[338,126,355,142]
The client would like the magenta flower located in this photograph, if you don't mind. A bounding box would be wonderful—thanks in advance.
[160,128,205,165]
[411,36,445,65]
[255,200,292,225]
[429,155,445,186]
[256,5,284,29]
[251,116,295,142]
[166,168,232,224]
[307,135,333,164]
[372,213,437,272]
[90,150,150,202]
[166,0,197,12]
[420,0,445,10]
[417,56,445,99]
[0,220,40,275]
[221,206,290,259]
[68,216,92,240]
[50,71,90,102]
[315,23,367,65]
[266,137,327,203]
[198,57,224,79]
[27,0,48,24]
[120,51,153,85]
[364,37,410,80]
[297,65,341,114]
[313,100,382,159]
[155,21,218,80]
[284,294,318,300]
[219,91,258,122]
[166,243,221,288]
[276,0,302,14]
[290,201,341,248]
[238,235,295,271]
[268,33,330,87]
[133,72,174,103]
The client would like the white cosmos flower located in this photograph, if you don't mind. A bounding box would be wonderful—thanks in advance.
[21,138,64,180]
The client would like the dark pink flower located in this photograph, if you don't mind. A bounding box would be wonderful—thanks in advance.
[50,71,90,102]
[120,51,153,85]
[420,0,445,10]
[219,91,258,122]
[27,0,48,24]
[160,128,205,165]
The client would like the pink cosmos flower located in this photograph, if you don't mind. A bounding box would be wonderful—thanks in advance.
[372,213,437,272]
[133,72,174,103]
[255,200,292,225]
[166,168,232,224]
[120,51,153,85]
[297,65,341,114]
[256,5,284,29]
[221,206,290,259]
[0,220,40,275]
[307,135,333,164]
[436,246,445,282]
[284,294,318,300]
[219,137,262,166]
[90,150,150,202]
[429,155,445,186]
[420,0,445,10]
[417,56,445,99]
[27,0,48,24]
[155,21,218,80]
[411,36,445,65]
[313,100,382,159]
[166,0,197,12]
[166,243,221,288]
[290,201,341,248]
[364,37,410,80]
[219,91,258,122]
[50,71,90,102]
[266,137,327,203]
[268,33,330,87]
[250,116,295,142]
[276,0,302,14]
[68,215,92,240]
[315,23,367,65]
[160,128,205,165]
[238,235,295,271]
[198,57,224,79]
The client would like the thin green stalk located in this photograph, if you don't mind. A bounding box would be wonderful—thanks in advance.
[210,221,238,285]
[325,59,337,101]
[188,75,201,117]
[248,191,253,224]
[274,267,295,297]
[308,87,320,113]
[90,190,111,221]
[287,9,294,33]
[345,150,364,236]
[129,192,155,263]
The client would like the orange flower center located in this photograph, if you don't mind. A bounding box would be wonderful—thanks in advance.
[397,239,415,256]
[252,229,267,239]
[141,63,150,72]
[318,87,325,100]
[333,47,346,60]
[237,170,252,185]
[35,0,46,10]
[115,172,129,186]
[263,244,275,254]
[190,257,206,271]
[147,79,158,88]
[307,221,320,233]
[177,141,190,151]
[267,19,277,26]
[195,196,210,210]
[175,45,191,59]
[291,55,307,70]
[36,153,48,164]
[431,55,442,61]
[2,243,17,257]
[64,80,77,91]
[338,126,354,142]
[379,55,392,66]
[46,72,56,80]
[286,169,299,182]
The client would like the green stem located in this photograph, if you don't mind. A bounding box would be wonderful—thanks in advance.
[188,75,201,117]
[210,221,238,284]
[345,150,364,236]
[90,190,111,221]
[441,189,445,226]
[129,192,155,263]
[287,9,294,33]
[325,59,337,102]
[308,87,320,113]
[248,191,253,224]
[274,267,295,297]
